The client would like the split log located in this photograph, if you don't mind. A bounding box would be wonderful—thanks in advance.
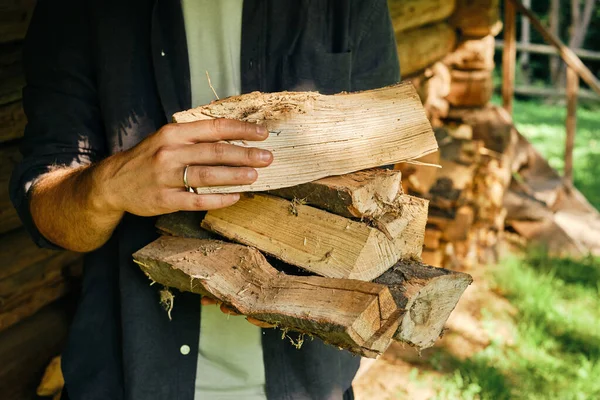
[437,133,483,166]
[449,0,502,37]
[404,62,452,125]
[443,36,496,71]
[133,236,401,357]
[0,144,21,234]
[428,206,474,242]
[388,0,456,33]
[0,0,36,44]
[395,151,441,195]
[396,23,457,77]
[446,106,513,153]
[202,194,426,281]
[0,302,69,400]
[269,169,404,219]
[0,101,25,143]
[424,228,442,249]
[374,259,472,349]
[173,84,437,194]
[446,69,494,107]
[421,249,444,267]
[436,160,476,191]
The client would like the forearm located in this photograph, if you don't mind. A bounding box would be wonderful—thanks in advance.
[30,160,123,252]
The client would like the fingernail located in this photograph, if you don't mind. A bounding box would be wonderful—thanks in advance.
[256,125,268,136]
[259,150,272,162]
[230,193,241,201]
[246,169,258,180]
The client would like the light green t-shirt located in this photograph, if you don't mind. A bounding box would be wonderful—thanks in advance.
[181,1,267,399]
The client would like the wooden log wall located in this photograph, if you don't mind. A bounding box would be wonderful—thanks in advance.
[0,1,82,398]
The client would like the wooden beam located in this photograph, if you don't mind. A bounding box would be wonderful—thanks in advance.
[502,0,517,115]
[202,194,426,281]
[388,0,456,33]
[269,169,403,219]
[508,0,600,96]
[133,236,401,358]
[374,259,472,349]
[564,67,578,184]
[173,84,437,194]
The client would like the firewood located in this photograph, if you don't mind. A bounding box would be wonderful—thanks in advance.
[446,69,494,108]
[269,169,404,219]
[374,259,472,349]
[395,151,441,195]
[388,0,456,33]
[429,206,474,242]
[424,228,442,249]
[173,84,437,194]
[0,101,25,143]
[201,194,426,281]
[437,160,476,191]
[421,249,444,267]
[405,63,452,125]
[447,106,513,154]
[396,23,457,77]
[449,0,502,37]
[443,36,495,71]
[133,236,401,358]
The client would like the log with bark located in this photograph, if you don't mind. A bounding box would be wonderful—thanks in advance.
[173,84,437,194]
[387,0,456,33]
[396,23,457,78]
[134,236,401,357]
[133,236,472,356]
[201,193,427,281]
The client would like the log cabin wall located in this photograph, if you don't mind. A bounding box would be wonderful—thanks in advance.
[1,1,82,398]
[0,0,506,397]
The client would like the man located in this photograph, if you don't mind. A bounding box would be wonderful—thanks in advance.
[10,0,400,398]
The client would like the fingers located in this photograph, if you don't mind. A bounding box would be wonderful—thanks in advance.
[169,191,241,211]
[174,119,270,143]
[179,142,273,168]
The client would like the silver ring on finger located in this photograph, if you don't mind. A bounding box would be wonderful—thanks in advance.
[183,165,195,193]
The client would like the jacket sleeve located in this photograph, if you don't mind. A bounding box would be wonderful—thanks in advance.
[351,0,401,91]
[9,0,107,249]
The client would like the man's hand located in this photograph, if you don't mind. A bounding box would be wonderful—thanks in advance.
[30,119,273,252]
[200,296,276,329]
[94,119,273,217]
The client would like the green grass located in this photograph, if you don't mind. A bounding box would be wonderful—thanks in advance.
[412,255,600,399]
[491,95,600,210]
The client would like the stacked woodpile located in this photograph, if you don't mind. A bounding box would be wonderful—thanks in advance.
[390,0,513,269]
[136,86,472,357]
[0,1,82,399]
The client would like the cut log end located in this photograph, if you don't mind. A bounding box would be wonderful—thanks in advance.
[374,260,473,350]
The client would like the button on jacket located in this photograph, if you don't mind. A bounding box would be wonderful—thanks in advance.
[10,0,400,399]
